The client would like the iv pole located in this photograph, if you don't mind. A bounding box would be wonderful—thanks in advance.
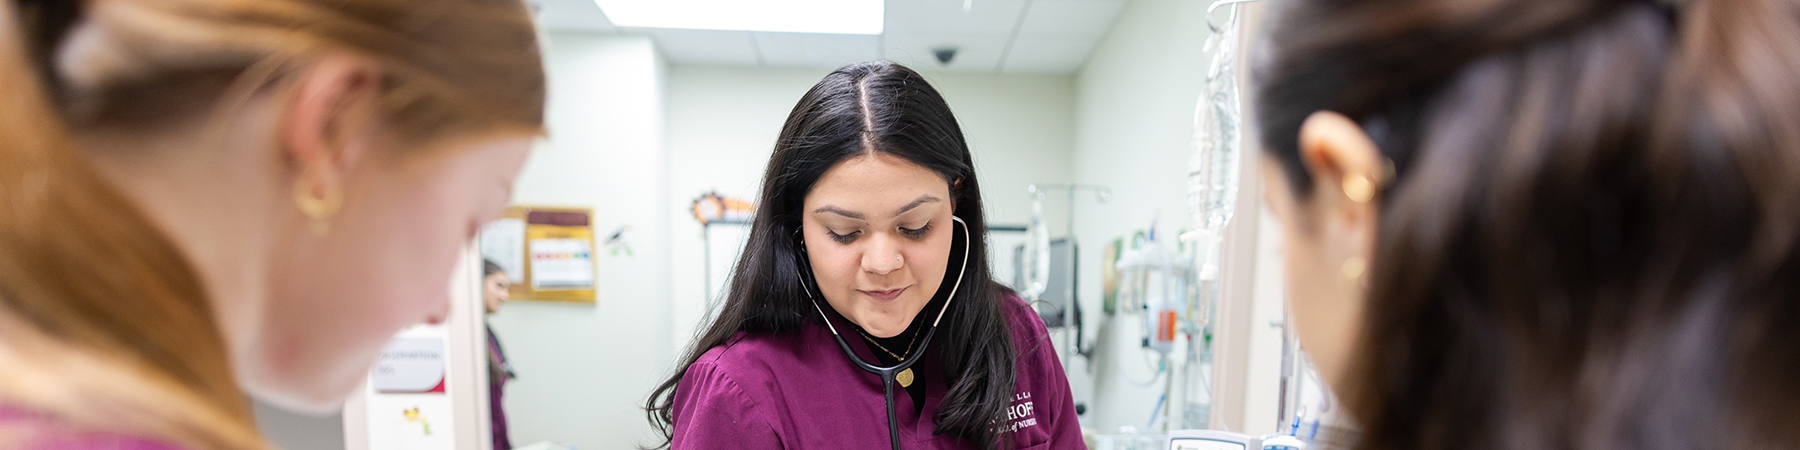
[1025,183,1110,371]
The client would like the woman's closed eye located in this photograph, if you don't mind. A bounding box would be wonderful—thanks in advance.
[828,229,862,243]
[826,223,932,244]
[899,223,932,239]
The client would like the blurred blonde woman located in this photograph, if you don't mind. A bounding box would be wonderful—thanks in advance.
[0,0,544,449]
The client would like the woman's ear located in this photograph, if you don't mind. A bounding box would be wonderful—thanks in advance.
[1296,110,1384,270]
[951,177,962,213]
[282,51,383,198]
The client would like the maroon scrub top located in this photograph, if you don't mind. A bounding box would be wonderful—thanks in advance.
[670,294,1085,449]
[0,405,185,450]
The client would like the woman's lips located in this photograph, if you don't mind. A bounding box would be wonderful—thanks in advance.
[861,286,909,302]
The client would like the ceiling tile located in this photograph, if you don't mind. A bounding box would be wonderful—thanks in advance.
[1016,0,1126,38]
[999,36,1097,74]
[535,0,618,32]
[639,29,760,65]
[882,32,1009,73]
[885,0,1027,36]
[751,33,881,69]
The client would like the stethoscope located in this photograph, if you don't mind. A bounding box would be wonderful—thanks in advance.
[797,215,971,450]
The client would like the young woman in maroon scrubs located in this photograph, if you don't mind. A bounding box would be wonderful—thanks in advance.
[645,61,1083,449]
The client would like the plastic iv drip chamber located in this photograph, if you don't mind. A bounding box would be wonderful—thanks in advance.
[1021,195,1051,302]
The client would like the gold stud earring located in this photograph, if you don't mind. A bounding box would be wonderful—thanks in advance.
[1341,256,1367,285]
[295,175,342,236]
[1343,158,1397,203]
[1343,175,1375,203]
[1341,257,1365,280]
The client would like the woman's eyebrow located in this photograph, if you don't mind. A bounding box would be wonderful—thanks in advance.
[814,195,941,220]
[891,195,941,217]
[814,206,865,220]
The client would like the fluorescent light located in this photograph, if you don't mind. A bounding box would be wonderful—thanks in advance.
[593,0,884,35]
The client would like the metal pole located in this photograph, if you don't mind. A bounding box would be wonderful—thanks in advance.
[1066,184,1077,366]
[1275,317,1292,432]
[702,224,710,303]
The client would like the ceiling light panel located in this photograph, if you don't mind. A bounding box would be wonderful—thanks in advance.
[594,0,884,35]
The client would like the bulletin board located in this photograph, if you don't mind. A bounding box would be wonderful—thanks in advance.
[479,206,598,304]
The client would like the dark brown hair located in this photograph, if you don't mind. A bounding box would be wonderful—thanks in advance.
[1257,0,1800,449]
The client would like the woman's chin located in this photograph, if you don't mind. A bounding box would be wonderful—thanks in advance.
[858,321,904,337]
[855,311,914,337]
[863,307,933,337]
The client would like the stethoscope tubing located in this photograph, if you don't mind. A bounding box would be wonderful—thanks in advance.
[802,216,971,450]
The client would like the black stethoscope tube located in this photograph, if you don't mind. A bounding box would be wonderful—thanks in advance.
[825,325,939,450]
[801,216,970,450]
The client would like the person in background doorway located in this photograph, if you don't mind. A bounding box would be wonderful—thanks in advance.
[0,0,545,449]
[1256,0,1800,448]
[484,259,516,450]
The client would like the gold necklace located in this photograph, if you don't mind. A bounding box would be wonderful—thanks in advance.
[856,327,920,388]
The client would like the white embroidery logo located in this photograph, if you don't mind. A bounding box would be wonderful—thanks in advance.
[1006,392,1037,432]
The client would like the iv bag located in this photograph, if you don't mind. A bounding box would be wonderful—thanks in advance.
[1185,4,1245,334]
[1020,198,1052,301]
[1189,8,1243,234]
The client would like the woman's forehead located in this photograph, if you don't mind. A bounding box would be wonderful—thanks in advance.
[806,154,949,211]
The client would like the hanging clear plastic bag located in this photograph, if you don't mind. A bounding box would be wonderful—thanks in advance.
[1021,195,1052,302]
[1185,0,1244,332]
[1179,0,1247,432]
[1190,3,1244,236]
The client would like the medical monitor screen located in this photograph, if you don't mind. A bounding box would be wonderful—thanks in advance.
[1170,438,1247,450]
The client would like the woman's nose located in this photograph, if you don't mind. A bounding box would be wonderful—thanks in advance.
[862,238,904,275]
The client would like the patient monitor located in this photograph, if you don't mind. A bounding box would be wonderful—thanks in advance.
[1167,430,1259,450]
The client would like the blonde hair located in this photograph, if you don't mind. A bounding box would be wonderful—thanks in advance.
[0,0,545,448]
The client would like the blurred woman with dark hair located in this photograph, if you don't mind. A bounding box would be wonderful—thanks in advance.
[484,259,516,450]
[1255,0,1800,448]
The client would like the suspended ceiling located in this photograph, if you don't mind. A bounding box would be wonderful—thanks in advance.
[534,0,1130,74]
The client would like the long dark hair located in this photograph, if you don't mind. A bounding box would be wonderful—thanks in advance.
[646,61,1018,449]
[1257,0,1800,449]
